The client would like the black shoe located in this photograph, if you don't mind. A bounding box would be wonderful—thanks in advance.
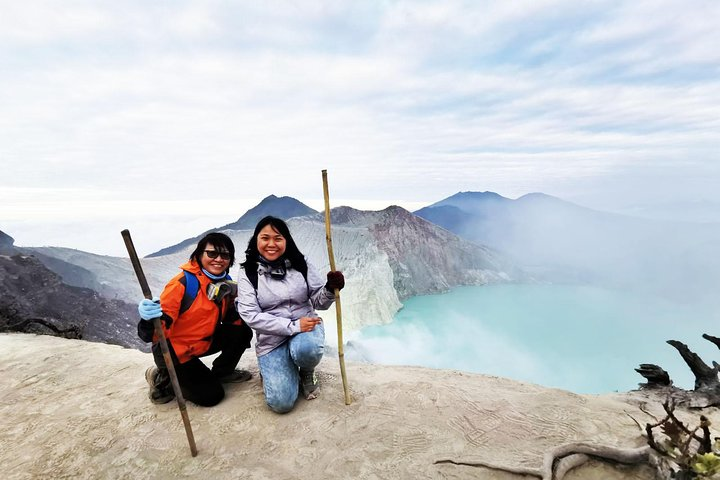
[300,369,319,400]
[145,366,175,404]
[215,369,253,383]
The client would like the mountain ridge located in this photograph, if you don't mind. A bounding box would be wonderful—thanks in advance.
[146,195,317,258]
[18,200,522,336]
[8,190,720,356]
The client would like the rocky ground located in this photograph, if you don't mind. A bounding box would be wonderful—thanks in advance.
[5,333,717,479]
[0,231,146,351]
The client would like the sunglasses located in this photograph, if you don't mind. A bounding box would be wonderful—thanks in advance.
[204,250,231,260]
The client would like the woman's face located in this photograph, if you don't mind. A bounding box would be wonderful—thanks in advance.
[200,243,231,276]
[257,224,286,262]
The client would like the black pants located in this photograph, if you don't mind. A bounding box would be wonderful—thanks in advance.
[152,322,253,407]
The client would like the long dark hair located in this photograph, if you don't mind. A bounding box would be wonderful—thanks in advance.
[190,232,235,274]
[241,216,307,276]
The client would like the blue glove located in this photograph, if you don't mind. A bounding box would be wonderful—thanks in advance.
[138,297,162,321]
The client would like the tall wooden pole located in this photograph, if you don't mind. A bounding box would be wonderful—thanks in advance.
[121,229,198,457]
[321,170,351,405]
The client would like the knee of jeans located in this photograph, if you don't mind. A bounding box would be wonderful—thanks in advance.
[266,393,296,414]
[300,344,325,365]
[297,341,324,364]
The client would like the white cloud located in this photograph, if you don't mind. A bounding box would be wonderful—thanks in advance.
[0,3,110,43]
[0,0,718,253]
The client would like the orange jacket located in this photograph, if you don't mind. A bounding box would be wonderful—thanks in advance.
[157,260,240,363]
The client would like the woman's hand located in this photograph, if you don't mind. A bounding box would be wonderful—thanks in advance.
[299,316,322,332]
[138,297,162,321]
[325,271,345,291]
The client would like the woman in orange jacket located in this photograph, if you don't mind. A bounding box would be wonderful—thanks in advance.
[138,232,253,407]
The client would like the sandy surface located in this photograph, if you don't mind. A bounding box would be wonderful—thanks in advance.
[2,333,713,479]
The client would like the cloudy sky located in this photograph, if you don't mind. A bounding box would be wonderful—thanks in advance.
[2,0,719,256]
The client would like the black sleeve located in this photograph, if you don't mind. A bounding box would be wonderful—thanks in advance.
[137,319,154,343]
[221,304,240,325]
[137,313,173,343]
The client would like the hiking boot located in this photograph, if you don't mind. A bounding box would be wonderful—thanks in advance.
[214,369,252,384]
[145,366,174,404]
[300,369,319,400]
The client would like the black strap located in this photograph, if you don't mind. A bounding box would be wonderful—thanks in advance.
[178,271,199,316]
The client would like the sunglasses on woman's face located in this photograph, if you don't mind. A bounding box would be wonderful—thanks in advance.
[204,250,231,260]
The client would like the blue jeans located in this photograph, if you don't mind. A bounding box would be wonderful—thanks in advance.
[258,323,324,413]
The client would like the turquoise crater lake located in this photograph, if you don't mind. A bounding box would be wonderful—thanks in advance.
[348,284,720,394]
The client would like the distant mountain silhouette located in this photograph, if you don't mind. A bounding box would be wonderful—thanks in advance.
[417,191,588,224]
[416,190,641,255]
[220,194,318,230]
[415,191,720,300]
[416,191,606,255]
[430,190,509,210]
[414,191,510,233]
[147,195,317,257]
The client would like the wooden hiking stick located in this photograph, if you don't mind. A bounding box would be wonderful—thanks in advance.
[121,229,198,457]
[321,170,351,405]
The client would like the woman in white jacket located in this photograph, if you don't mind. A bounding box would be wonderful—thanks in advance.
[236,216,344,413]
